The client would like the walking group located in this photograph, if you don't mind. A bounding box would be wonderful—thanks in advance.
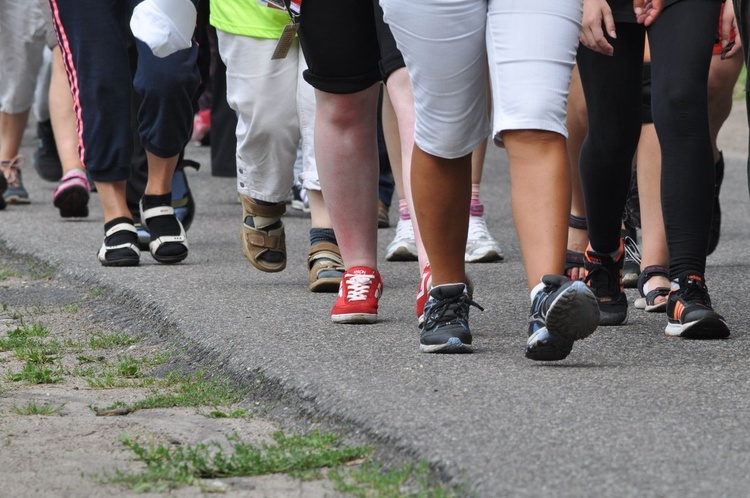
[1,0,745,360]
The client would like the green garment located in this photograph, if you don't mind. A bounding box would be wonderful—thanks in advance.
[210,0,290,39]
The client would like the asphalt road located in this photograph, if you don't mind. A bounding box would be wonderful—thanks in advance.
[2,102,750,497]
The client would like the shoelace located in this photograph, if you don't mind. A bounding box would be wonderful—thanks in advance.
[624,235,642,265]
[468,216,491,241]
[345,274,376,301]
[426,293,484,324]
[680,279,712,308]
[394,218,414,241]
[0,156,23,187]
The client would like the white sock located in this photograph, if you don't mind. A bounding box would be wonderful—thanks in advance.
[530,281,546,303]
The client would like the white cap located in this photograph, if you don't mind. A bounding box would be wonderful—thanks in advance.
[130,0,197,58]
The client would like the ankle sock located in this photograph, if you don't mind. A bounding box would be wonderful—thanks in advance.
[399,199,410,220]
[103,217,137,259]
[470,184,483,217]
[310,228,337,246]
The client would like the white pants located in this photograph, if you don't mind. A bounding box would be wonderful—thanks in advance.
[381,0,581,159]
[217,30,319,202]
[0,0,48,113]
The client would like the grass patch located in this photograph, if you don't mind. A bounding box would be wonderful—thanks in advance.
[7,362,63,384]
[105,430,367,493]
[89,287,104,298]
[0,264,20,281]
[12,400,64,416]
[330,461,465,498]
[28,260,57,280]
[88,331,139,350]
[0,322,49,351]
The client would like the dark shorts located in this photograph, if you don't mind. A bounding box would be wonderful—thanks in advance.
[296,0,382,94]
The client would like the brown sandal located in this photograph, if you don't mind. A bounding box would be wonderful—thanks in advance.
[240,195,286,272]
[307,242,344,293]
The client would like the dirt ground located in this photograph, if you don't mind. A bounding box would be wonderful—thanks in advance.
[0,252,342,497]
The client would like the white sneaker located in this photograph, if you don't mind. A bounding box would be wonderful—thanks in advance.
[465,215,503,262]
[385,217,418,261]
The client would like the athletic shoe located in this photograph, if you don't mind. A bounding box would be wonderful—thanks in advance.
[33,120,63,182]
[1,156,30,205]
[331,266,383,324]
[53,169,90,218]
[377,200,390,228]
[290,183,310,213]
[465,215,503,262]
[665,272,729,339]
[707,152,724,256]
[622,229,641,288]
[420,283,482,353]
[416,263,432,326]
[525,275,600,361]
[584,240,628,325]
[385,217,418,261]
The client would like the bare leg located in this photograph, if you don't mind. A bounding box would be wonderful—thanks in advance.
[504,130,569,290]
[314,85,381,270]
[95,181,131,222]
[0,110,29,162]
[565,65,589,280]
[635,123,669,303]
[707,50,743,161]
[412,147,470,286]
[307,189,332,229]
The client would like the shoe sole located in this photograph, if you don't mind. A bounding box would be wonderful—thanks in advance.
[309,277,341,293]
[525,328,574,361]
[665,315,730,339]
[54,185,89,218]
[100,257,140,267]
[622,271,639,288]
[599,308,628,326]
[465,249,504,263]
[331,313,377,324]
[420,337,472,354]
[152,250,189,265]
[634,297,668,313]
[4,195,30,205]
[386,246,418,262]
[546,281,600,341]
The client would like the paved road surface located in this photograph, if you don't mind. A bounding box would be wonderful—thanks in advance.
[2,103,750,497]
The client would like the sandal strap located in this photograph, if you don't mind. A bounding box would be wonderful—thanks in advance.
[645,287,670,306]
[569,214,588,230]
[307,242,343,266]
[141,205,176,221]
[637,264,669,298]
[104,222,137,238]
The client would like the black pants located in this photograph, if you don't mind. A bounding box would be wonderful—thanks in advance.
[577,0,721,278]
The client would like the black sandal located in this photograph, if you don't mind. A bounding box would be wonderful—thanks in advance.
[635,265,670,312]
[565,215,588,279]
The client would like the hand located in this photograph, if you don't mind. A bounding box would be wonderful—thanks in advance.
[580,0,616,56]
[720,1,742,60]
[634,0,662,26]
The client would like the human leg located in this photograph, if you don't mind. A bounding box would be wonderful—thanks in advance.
[649,1,729,337]
[565,65,589,280]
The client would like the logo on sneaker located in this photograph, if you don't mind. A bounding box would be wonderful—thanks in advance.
[687,274,704,283]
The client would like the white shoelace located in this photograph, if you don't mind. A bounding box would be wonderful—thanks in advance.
[345,274,375,301]
[468,216,491,241]
[394,218,415,242]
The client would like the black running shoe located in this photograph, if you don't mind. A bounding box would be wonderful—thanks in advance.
[707,153,724,256]
[665,272,729,339]
[525,275,600,361]
[585,240,628,325]
[420,283,482,354]
[33,120,63,182]
[0,172,6,210]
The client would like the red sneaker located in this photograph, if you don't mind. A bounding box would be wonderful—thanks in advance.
[331,266,383,324]
[416,264,432,327]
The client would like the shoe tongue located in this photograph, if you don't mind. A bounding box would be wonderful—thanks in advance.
[430,283,466,299]
[681,273,705,287]
[350,267,371,276]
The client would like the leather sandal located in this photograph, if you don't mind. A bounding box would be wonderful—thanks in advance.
[565,214,588,279]
[240,195,286,272]
[308,242,344,293]
[635,265,670,312]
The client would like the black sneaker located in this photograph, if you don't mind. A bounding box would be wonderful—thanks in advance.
[707,153,724,256]
[526,275,600,361]
[32,120,63,182]
[665,272,729,339]
[0,172,7,210]
[585,241,628,325]
[622,227,641,289]
[420,283,482,353]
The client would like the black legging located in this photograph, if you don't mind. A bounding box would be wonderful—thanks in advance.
[577,0,721,278]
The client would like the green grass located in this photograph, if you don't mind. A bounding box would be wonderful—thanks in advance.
[104,430,367,493]
[0,264,20,281]
[89,287,104,298]
[7,362,63,384]
[88,331,139,349]
[12,400,64,416]
[0,322,50,351]
[330,461,466,498]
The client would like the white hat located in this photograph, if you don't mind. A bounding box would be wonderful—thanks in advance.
[130,0,197,58]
